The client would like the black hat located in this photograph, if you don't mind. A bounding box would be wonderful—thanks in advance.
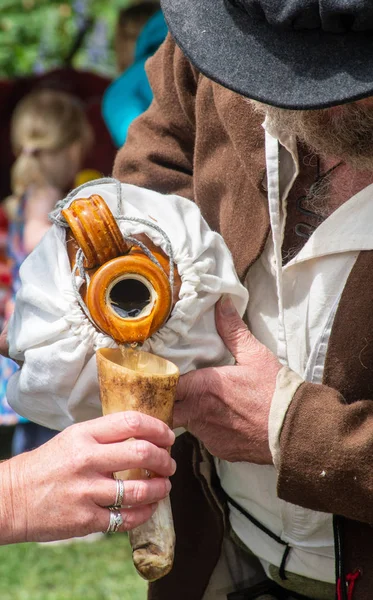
[160,0,373,109]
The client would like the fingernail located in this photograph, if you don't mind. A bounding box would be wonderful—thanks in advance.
[220,294,236,316]
[165,479,172,493]
[168,429,176,445]
[171,458,177,474]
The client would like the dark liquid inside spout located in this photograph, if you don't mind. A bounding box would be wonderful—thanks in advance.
[113,305,146,318]
[109,278,151,319]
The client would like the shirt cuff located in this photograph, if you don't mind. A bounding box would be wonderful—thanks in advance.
[268,366,304,469]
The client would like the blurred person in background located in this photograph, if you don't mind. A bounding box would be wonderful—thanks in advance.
[0,88,93,456]
[0,205,12,459]
[0,206,11,332]
[102,2,167,147]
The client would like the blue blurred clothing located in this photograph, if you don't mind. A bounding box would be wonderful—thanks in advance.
[0,195,27,426]
[102,10,168,147]
[12,422,57,455]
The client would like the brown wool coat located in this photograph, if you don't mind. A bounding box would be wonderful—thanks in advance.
[113,33,373,600]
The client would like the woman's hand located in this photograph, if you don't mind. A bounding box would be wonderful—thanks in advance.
[0,411,175,544]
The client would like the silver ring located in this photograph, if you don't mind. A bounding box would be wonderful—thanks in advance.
[114,479,125,509]
[105,509,123,534]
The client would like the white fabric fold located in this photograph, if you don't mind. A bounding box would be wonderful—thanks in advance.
[268,366,304,469]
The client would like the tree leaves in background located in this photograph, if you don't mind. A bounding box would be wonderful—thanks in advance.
[0,0,131,78]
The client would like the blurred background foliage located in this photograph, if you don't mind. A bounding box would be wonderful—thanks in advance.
[0,0,132,78]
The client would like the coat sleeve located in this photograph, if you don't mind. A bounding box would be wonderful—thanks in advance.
[278,381,373,523]
[112,33,197,200]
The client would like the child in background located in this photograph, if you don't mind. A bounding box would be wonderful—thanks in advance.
[0,88,93,454]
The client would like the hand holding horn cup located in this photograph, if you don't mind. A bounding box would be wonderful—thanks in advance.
[0,412,175,545]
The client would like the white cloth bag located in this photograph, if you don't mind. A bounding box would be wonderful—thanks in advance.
[7,181,248,430]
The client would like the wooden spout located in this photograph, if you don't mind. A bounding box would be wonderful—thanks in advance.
[96,348,179,581]
[62,194,131,269]
[62,194,182,345]
[87,255,172,345]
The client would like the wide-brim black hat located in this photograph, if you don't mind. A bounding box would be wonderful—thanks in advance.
[160,0,373,110]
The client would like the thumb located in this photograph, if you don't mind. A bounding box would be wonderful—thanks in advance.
[216,295,258,366]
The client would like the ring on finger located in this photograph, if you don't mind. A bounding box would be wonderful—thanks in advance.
[110,478,125,509]
[105,508,123,534]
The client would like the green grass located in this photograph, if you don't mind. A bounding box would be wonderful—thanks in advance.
[0,533,147,600]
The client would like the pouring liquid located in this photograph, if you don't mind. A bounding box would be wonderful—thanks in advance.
[119,343,141,371]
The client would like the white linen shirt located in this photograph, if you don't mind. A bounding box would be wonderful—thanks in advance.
[215,121,373,583]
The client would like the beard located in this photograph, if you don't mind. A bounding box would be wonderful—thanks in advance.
[253,100,373,171]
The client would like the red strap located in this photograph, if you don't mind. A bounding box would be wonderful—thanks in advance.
[337,570,361,600]
[346,570,361,600]
[337,577,343,600]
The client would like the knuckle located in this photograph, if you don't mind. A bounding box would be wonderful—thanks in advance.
[133,481,148,504]
[123,411,142,436]
[67,421,87,439]
[161,478,170,498]
[121,510,140,531]
[159,450,172,473]
[158,421,169,439]
[67,442,93,474]
[80,479,95,503]
[76,447,93,472]
[60,425,91,462]
[80,509,94,533]
[134,439,151,462]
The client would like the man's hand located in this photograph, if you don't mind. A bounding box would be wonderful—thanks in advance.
[174,296,281,464]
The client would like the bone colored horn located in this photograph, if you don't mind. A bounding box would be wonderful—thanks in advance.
[96,347,179,581]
